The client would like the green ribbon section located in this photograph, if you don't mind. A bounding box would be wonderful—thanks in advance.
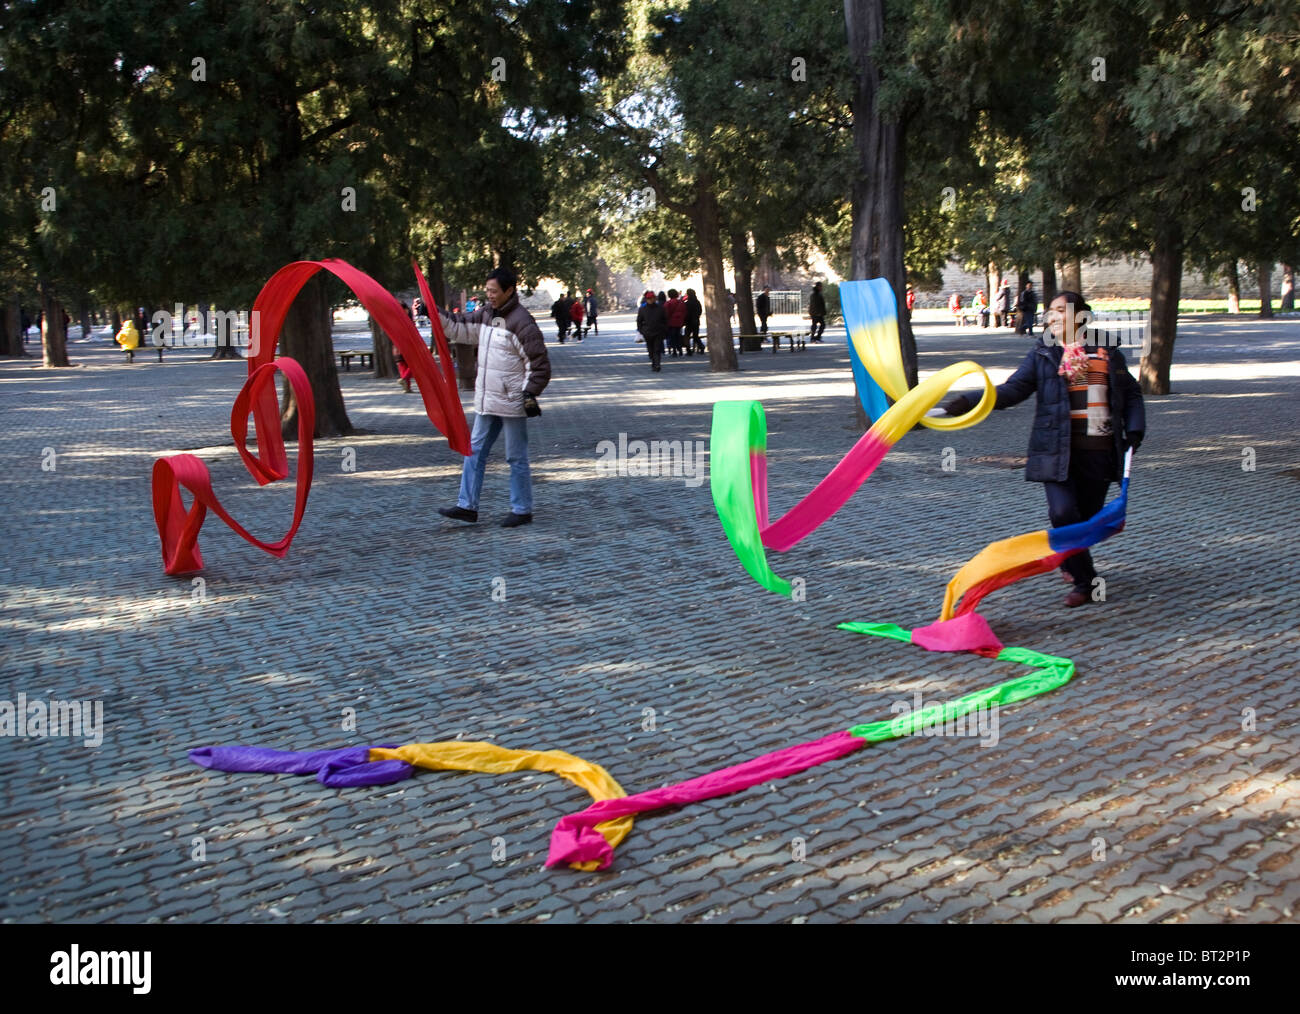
[836,621,1075,742]
[709,400,791,596]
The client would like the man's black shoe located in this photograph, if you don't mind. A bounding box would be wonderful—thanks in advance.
[501,512,533,528]
[438,506,478,523]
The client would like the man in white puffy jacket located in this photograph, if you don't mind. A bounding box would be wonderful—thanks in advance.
[436,267,552,528]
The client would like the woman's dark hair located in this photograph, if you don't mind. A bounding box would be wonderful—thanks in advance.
[1054,290,1091,315]
[657,291,666,303]
[486,266,517,292]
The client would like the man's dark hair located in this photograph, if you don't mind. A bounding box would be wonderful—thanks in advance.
[487,267,517,292]
[668,288,678,299]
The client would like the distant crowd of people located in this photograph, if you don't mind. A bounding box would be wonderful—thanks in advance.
[635,288,704,371]
[948,281,1040,333]
[550,290,599,342]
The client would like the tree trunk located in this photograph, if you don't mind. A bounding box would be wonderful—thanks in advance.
[455,342,477,390]
[695,181,737,371]
[1141,220,1183,395]
[210,300,242,358]
[730,230,758,337]
[1257,263,1273,318]
[1016,268,1028,296]
[845,0,917,408]
[76,296,92,343]
[1058,257,1082,293]
[1279,264,1295,312]
[39,280,70,367]
[279,273,353,437]
[427,239,448,339]
[110,305,122,334]
[2,299,20,355]
[1225,261,1240,313]
[1041,263,1057,307]
[370,314,398,378]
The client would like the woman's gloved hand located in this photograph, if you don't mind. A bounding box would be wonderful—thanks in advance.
[1126,430,1144,452]
[938,393,972,417]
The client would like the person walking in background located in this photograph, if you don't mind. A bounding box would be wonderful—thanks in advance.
[905,284,915,321]
[436,266,550,529]
[550,293,570,342]
[637,290,668,373]
[939,289,1144,608]
[949,291,964,326]
[684,288,704,354]
[996,282,1013,328]
[664,288,686,356]
[115,317,141,362]
[727,290,737,322]
[393,300,414,392]
[1017,281,1038,334]
[808,282,827,342]
[583,288,599,336]
[756,286,771,333]
[568,293,584,342]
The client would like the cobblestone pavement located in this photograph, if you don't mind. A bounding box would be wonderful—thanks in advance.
[1,310,1297,924]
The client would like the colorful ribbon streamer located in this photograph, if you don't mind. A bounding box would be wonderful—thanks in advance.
[190,740,632,872]
[713,277,1132,626]
[183,277,1129,875]
[152,259,470,575]
[545,640,1074,869]
[538,277,1126,870]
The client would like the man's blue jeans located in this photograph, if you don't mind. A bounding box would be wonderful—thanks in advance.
[457,413,532,515]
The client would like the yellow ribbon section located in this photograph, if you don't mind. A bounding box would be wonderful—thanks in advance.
[939,530,1055,621]
[368,741,633,872]
[867,359,998,444]
[846,319,996,434]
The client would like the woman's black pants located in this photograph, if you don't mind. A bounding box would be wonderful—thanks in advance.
[1043,448,1115,594]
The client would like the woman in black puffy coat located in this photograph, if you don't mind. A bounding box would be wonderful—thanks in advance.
[942,291,1145,608]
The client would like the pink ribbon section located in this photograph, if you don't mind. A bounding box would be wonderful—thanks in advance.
[546,730,866,870]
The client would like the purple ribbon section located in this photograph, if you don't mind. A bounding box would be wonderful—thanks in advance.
[188,744,415,787]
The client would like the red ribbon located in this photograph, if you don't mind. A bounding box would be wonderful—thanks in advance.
[152,259,470,575]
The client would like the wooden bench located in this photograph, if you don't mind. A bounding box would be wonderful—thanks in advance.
[123,343,164,363]
[736,331,806,353]
[338,350,374,371]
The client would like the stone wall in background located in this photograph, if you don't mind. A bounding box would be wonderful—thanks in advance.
[924,258,1282,302]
